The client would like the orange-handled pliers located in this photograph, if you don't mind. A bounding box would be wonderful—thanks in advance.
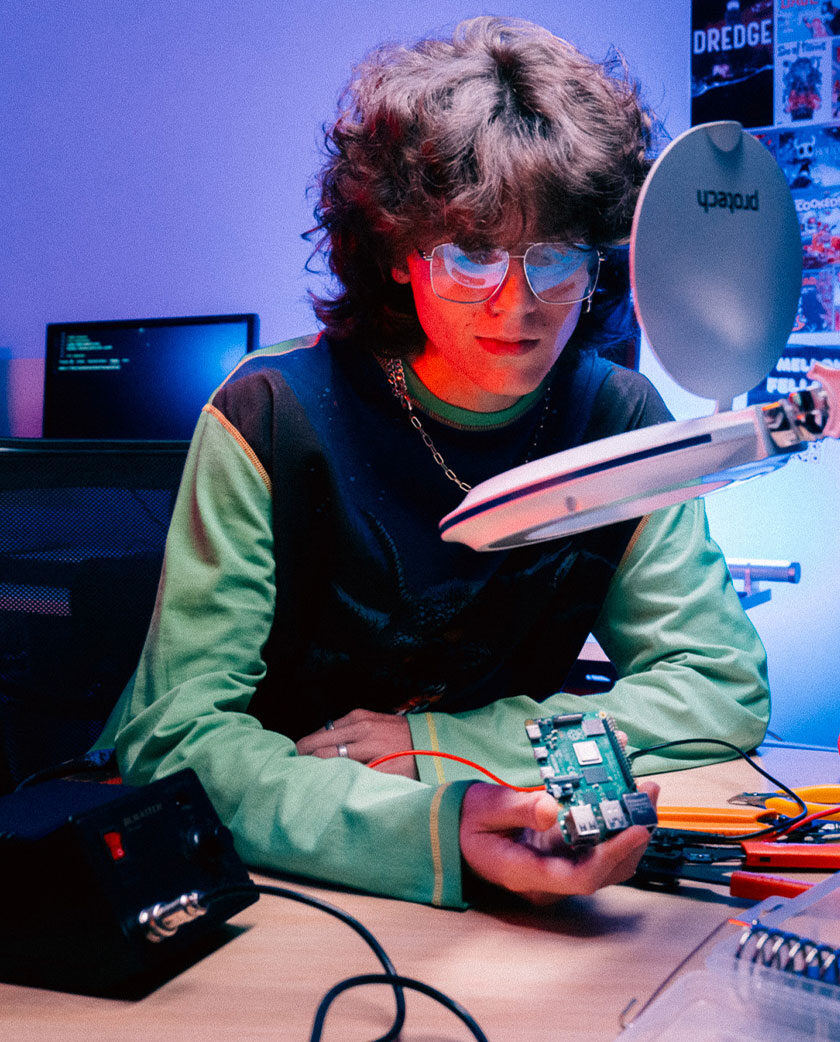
[655,804,776,836]
[656,784,840,836]
[728,784,840,821]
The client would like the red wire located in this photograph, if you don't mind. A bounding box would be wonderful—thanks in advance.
[366,749,544,792]
[772,803,840,837]
[367,754,840,831]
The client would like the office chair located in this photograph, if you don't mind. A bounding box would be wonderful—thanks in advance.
[0,439,189,793]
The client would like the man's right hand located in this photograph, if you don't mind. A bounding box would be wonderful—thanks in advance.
[458,780,658,905]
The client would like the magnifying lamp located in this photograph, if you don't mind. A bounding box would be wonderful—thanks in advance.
[440,121,838,552]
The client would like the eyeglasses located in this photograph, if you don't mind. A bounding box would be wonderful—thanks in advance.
[417,242,601,305]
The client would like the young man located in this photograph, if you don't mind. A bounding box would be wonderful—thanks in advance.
[100,17,769,907]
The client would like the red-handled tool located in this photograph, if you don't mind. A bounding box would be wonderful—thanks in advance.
[740,841,840,869]
[634,829,834,902]
[728,872,811,901]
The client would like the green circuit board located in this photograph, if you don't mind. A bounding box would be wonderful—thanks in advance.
[525,710,657,845]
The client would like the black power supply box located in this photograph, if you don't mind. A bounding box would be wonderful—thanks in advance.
[0,769,258,994]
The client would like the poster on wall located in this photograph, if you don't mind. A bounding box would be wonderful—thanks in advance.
[692,0,840,404]
[775,125,840,192]
[776,0,840,42]
[691,0,774,128]
[747,342,840,401]
[776,37,833,125]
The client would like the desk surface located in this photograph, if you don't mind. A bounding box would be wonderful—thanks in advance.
[2,749,838,1042]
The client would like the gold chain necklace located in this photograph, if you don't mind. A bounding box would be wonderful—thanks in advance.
[384,358,553,494]
[385,358,473,491]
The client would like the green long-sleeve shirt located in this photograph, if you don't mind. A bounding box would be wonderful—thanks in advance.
[101,337,769,908]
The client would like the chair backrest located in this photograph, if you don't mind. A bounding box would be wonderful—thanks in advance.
[0,439,188,792]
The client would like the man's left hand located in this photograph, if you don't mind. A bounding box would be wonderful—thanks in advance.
[296,709,418,778]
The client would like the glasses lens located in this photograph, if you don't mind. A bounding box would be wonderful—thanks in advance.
[524,244,599,304]
[430,244,508,302]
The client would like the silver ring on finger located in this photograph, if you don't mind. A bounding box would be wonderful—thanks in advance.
[337,743,349,758]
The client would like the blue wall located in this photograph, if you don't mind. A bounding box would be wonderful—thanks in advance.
[2,1,836,746]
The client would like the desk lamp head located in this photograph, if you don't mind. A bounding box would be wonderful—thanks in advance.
[631,120,801,411]
[439,122,837,550]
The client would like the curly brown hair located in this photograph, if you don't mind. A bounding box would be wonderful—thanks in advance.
[306,16,656,358]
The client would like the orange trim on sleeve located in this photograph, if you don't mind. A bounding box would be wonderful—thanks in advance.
[220,332,322,385]
[203,404,272,493]
[429,785,446,907]
[616,514,650,572]
[424,712,447,784]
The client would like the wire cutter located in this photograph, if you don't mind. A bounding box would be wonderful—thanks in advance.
[658,784,840,836]
[634,827,840,901]
[728,784,840,821]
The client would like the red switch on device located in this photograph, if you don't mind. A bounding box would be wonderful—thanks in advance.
[103,830,126,861]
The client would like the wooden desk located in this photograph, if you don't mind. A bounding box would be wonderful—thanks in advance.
[1,750,837,1042]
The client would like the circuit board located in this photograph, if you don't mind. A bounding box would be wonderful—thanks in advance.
[525,710,657,846]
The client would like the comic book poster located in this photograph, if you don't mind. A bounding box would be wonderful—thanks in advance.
[776,125,840,191]
[691,0,774,128]
[833,37,840,117]
[747,342,840,402]
[794,267,835,330]
[776,37,834,125]
[795,188,840,265]
[692,0,840,364]
[776,0,840,43]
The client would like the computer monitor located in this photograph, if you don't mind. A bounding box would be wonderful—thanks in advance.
[42,313,259,439]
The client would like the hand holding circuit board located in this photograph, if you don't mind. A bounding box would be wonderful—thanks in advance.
[525,711,659,845]
[457,712,658,905]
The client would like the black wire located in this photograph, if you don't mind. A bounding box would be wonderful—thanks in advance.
[14,747,119,790]
[309,973,490,1042]
[629,737,810,842]
[253,884,407,1042]
[205,884,489,1041]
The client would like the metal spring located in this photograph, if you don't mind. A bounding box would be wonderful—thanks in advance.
[736,924,840,985]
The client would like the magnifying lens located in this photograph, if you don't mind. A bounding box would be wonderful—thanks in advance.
[440,121,837,552]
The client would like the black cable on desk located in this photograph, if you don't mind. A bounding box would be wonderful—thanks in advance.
[252,882,405,1042]
[309,973,490,1042]
[203,882,406,1041]
[203,882,489,1042]
[630,737,810,842]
